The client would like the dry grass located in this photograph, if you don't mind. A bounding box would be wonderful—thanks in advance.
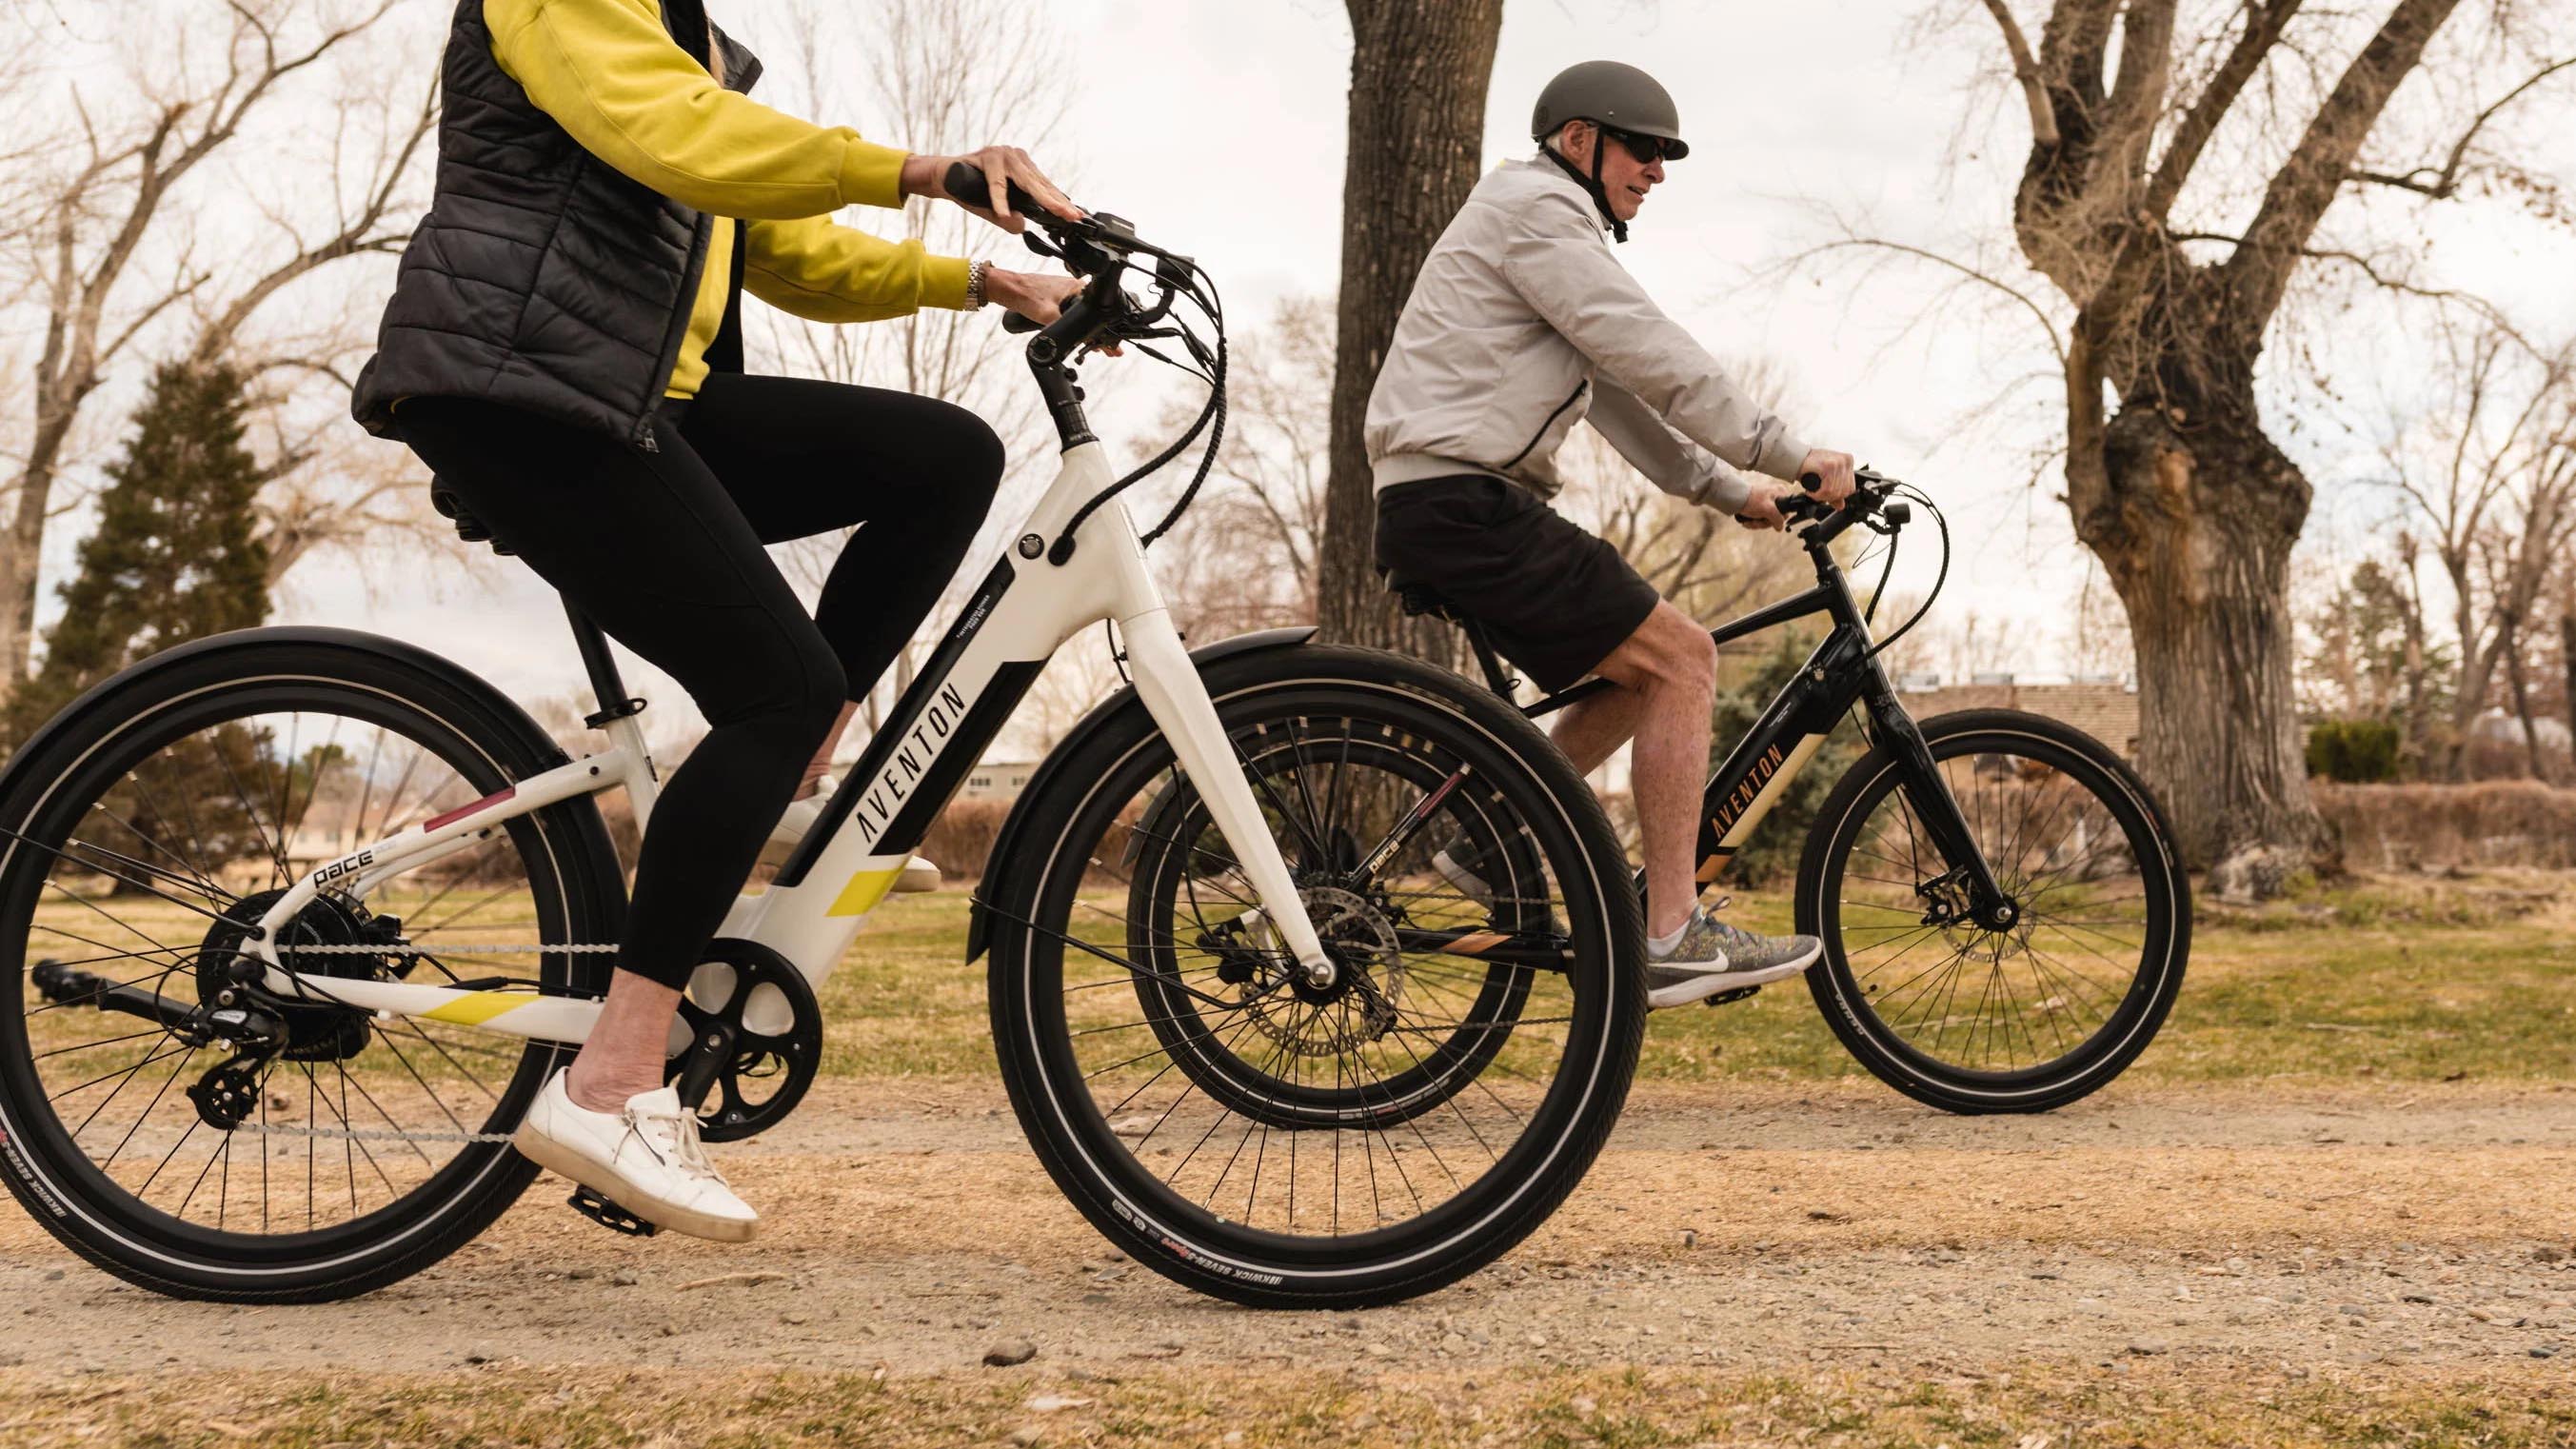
[2,1360,2569,1448]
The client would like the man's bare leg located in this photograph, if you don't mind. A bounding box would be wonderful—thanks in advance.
[1583,602,1716,939]
[1548,685,1645,777]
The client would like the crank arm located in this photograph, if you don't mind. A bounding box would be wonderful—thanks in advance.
[1393,925,1573,971]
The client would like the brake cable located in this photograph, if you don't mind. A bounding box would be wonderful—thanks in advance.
[1042,248,1231,561]
[1859,482,1948,662]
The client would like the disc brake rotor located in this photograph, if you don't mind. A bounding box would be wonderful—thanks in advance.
[1239,886,1407,1059]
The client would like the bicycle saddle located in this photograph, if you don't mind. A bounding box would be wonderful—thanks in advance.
[1381,569,1457,621]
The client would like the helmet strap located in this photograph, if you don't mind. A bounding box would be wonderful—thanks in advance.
[1540,130,1628,244]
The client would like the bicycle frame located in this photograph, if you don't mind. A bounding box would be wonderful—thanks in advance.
[230,438,1338,1042]
[1498,522,2017,924]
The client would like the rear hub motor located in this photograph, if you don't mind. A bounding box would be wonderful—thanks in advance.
[196,888,413,1063]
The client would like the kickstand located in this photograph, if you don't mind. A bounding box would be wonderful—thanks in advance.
[567,1184,658,1237]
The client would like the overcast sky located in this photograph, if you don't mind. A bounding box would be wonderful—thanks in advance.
[42,0,2576,761]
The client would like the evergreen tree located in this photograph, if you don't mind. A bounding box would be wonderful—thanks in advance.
[3,361,276,897]
[3,360,270,754]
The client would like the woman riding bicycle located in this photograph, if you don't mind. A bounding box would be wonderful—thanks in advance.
[349,0,1079,1241]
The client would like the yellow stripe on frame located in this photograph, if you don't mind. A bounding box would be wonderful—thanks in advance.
[826,866,906,918]
[421,991,535,1026]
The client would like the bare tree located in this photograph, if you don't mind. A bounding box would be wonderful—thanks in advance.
[0,0,427,698]
[1315,0,1503,658]
[1150,294,1335,639]
[1806,1,2571,892]
[737,0,1071,737]
[2382,319,2576,777]
[2062,561,2136,680]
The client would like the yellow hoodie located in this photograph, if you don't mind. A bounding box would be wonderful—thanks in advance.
[484,0,973,399]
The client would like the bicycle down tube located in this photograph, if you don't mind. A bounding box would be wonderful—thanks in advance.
[232,436,1339,1039]
[1684,534,2012,917]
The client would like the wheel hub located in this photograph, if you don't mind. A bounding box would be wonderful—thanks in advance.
[1242,886,1407,1058]
[196,887,410,1063]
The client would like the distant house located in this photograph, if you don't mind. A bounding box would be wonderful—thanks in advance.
[1893,675,2141,759]
[2467,708,2572,749]
[959,760,1038,802]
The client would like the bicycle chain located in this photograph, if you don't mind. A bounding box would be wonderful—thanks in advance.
[272,943,621,955]
[228,1121,517,1145]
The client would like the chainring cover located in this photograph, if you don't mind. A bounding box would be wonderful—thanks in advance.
[665,938,822,1142]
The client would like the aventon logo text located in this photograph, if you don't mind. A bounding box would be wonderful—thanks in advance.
[850,682,972,849]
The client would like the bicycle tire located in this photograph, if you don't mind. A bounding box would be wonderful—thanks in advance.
[1796,707,2189,1114]
[0,628,625,1301]
[985,642,1642,1307]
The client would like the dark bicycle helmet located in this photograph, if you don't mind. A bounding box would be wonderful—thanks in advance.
[1530,60,1686,243]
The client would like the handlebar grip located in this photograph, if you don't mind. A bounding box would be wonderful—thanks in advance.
[941,160,1056,227]
[1001,310,1040,334]
[1798,471,1824,492]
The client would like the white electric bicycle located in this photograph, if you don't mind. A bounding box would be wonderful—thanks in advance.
[0,172,1643,1309]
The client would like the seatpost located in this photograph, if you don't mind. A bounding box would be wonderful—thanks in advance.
[565,602,646,729]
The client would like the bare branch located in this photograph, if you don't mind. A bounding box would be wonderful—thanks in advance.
[2347,54,2576,198]
[1978,0,2060,147]
[2225,0,2465,335]
[2141,0,2302,222]
[1773,235,2065,367]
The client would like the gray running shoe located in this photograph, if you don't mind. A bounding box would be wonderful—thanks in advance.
[1643,906,1823,1009]
[1432,841,1493,909]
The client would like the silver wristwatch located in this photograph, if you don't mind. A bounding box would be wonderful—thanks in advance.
[966,259,990,308]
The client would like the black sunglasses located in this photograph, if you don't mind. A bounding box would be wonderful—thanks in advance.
[1602,127,1674,166]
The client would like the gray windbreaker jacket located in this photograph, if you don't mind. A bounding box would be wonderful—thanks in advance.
[1365,156,1812,515]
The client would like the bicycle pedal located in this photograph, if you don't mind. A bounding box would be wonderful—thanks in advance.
[1703,985,1762,1008]
[566,1184,658,1237]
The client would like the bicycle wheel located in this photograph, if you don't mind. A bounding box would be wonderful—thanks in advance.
[1798,707,2189,1114]
[0,628,625,1300]
[1120,716,1548,1130]
[986,642,1642,1308]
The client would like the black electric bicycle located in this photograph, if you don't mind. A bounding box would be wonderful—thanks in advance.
[1381,472,2191,1113]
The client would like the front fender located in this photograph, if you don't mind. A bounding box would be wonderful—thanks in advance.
[965,625,1317,961]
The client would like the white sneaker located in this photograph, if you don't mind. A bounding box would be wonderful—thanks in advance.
[758,774,941,890]
[514,1070,760,1242]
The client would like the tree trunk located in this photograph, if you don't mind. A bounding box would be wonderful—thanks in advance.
[2560,608,2575,768]
[2502,615,2546,780]
[1316,0,1501,656]
[2400,553,2433,775]
[1,471,45,701]
[2083,396,2332,895]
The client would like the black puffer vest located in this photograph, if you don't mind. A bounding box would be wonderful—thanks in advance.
[350,0,760,450]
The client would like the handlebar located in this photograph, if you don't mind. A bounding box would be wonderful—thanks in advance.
[941,161,1058,231]
[1779,466,1904,542]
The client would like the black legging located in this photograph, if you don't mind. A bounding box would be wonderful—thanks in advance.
[397,373,1003,988]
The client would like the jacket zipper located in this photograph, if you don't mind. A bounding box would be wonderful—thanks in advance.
[1500,378,1589,471]
[635,5,728,454]
[635,208,712,454]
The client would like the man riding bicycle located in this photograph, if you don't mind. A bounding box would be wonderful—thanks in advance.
[1368,60,1858,1008]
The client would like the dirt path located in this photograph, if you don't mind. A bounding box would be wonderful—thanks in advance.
[6,1081,2571,1383]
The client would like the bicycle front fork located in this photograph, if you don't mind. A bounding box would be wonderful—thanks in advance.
[1877,709,2021,932]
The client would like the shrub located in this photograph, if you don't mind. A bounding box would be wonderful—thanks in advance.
[2307,717,2403,783]
[2317,779,2576,870]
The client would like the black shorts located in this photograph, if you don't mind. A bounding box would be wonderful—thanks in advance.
[1374,474,1659,694]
